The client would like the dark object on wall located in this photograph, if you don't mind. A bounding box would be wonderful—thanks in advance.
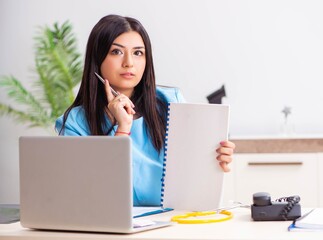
[207,85,226,104]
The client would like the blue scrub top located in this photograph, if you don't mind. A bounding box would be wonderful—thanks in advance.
[55,87,185,206]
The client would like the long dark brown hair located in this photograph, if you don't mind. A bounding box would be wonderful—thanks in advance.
[59,15,168,151]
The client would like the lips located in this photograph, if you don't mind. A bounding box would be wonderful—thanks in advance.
[120,72,135,78]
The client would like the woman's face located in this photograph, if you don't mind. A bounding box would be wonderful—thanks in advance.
[100,31,146,97]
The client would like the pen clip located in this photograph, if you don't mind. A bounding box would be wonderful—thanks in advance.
[94,72,119,97]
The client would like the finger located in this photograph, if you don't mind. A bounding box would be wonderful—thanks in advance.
[220,140,236,149]
[217,154,233,164]
[123,98,135,109]
[219,161,230,172]
[216,146,233,156]
[123,100,136,115]
[125,97,135,108]
[104,79,115,102]
[117,96,136,115]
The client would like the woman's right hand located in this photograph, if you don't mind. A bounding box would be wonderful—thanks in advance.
[104,79,136,133]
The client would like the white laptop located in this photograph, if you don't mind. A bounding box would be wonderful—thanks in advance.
[19,136,172,233]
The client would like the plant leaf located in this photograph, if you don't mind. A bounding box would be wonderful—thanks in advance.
[0,21,83,129]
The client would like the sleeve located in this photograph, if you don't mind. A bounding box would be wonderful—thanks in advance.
[55,107,91,136]
[174,88,186,103]
[157,86,186,103]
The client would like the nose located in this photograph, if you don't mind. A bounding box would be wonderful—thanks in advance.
[122,53,134,68]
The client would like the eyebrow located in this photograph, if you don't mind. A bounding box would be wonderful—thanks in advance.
[112,43,145,50]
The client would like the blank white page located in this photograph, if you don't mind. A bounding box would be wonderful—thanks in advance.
[161,103,229,211]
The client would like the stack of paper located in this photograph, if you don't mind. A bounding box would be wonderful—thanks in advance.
[288,208,323,232]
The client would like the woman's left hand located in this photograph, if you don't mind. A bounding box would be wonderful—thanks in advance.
[216,140,236,172]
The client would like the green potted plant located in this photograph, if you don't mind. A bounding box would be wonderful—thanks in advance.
[0,21,83,131]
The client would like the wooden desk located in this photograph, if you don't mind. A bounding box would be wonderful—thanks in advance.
[0,208,322,240]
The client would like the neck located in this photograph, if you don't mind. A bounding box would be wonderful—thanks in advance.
[115,88,134,98]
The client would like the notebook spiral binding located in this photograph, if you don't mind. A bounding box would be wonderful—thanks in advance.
[160,103,171,207]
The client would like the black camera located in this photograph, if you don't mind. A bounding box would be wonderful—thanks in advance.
[251,192,301,221]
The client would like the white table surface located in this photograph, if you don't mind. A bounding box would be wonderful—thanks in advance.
[1,208,322,240]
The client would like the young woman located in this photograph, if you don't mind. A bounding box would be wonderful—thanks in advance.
[55,14,235,206]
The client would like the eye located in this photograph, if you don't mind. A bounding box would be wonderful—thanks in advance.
[133,50,145,56]
[111,49,123,55]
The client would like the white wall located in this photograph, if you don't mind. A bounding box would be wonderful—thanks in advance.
[1,0,323,203]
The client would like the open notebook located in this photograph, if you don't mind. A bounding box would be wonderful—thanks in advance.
[160,103,230,211]
[288,208,323,231]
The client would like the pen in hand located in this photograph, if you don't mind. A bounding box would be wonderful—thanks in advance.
[94,72,135,117]
[94,72,119,97]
